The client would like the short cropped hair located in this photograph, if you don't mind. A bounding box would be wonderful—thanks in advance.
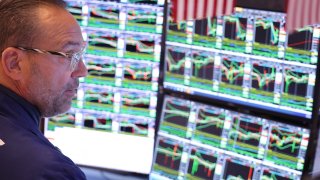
[0,0,67,53]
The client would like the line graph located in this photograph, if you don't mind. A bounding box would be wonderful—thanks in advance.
[160,97,190,138]
[167,21,188,43]
[50,113,75,124]
[48,113,76,131]
[222,16,247,52]
[227,115,262,158]
[267,125,303,169]
[121,92,151,117]
[165,46,187,85]
[88,6,120,29]
[122,62,153,90]
[262,169,295,180]
[124,64,151,80]
[249,60,276,103]
[221,58,244,85]
[253,19,280,58]
[268,127,302,156]
[127,9,156,24]
[126,8,158,33]
[190,51,215,91]
[283,70,308,96]
[223,159,254,180]
[166,47,186,74]
[86,61,116,86]
[83,89,114,112]
[254,19,279,45]
[193,106,225,147]
[224,16,247,41]
[220,56,245,96]
[83,114,112,131]
[87,33,118,57]
[187,148,217,180]
[193,17,217,48]
[125,36,155,61]
[281,67,310,110]
[153,137,183,177]
[285,26,313,63]
[120,122,148,136]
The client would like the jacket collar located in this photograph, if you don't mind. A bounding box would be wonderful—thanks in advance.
[0,84,41,130]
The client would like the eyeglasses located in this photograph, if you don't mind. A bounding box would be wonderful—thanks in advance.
[14,46,86,71]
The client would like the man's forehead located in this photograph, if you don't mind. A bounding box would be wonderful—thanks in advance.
[35,6,83,50]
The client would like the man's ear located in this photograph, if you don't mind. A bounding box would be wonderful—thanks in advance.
[1,47,24,80]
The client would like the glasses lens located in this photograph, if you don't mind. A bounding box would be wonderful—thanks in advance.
[70,52,82,71]
[70,45,86,71]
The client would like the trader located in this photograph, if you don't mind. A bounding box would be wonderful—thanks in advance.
[0,0,87,179]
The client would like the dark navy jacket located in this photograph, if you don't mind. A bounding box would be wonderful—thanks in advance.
[0,85,86,180]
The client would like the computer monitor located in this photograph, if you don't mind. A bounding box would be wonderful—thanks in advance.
[44,0,164,174]
[150,95,309,179]
[150,1,318,179]
[163,7,319,120]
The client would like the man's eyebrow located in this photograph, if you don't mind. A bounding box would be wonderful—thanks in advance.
[61,41,83,49]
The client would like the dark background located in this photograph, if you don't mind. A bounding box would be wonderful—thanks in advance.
[236,0,286,12]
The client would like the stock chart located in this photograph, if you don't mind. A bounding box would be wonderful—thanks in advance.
[150,96,308,179]
[46,0,164,174]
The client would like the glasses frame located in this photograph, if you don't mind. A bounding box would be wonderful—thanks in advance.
[14,45,86,71]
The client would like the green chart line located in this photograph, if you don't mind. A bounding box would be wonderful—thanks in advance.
[207,17,216,36]
[251,66,276,89]
[157,144,183,162]
[222,60,244,84]
[270,128,301,153]
[85,91,114,104]
[224,16,247,40]
[122,96,149,106]
[165,103,190,119]
[284,70,308,93]
[91,8,119,20]
[89,36,118,48]
[87,63,115,75]
[261,173,281,180]
[124,66,151,80]
[126,38,154,53]
[127,11,157,24]
[166,50,186,72]
[190,152,216,177]
[193,55,215,77]
[196,110,225,130]
[226,175,245,180]
[229,120,261,141]
[255,19,279,45]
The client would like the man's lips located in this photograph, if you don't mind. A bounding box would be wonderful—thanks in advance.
[65,89,77,98]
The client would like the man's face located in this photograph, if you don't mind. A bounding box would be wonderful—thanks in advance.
[22,5,87,117]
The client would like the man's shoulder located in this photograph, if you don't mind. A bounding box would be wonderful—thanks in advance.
[0,125,86,179]
[0,123,57,163]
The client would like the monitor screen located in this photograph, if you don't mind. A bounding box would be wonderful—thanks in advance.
[44,0,164,174]
[163,7,319,120]
[149,95,309,179]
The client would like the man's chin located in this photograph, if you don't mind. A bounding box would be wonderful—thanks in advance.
[59,103,72,115]
[42,103,72,118]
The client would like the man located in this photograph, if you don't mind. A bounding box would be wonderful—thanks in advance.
[0,0,87,179]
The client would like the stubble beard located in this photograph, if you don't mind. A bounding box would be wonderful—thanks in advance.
[28,63,73,118]
[40,89,73,117]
